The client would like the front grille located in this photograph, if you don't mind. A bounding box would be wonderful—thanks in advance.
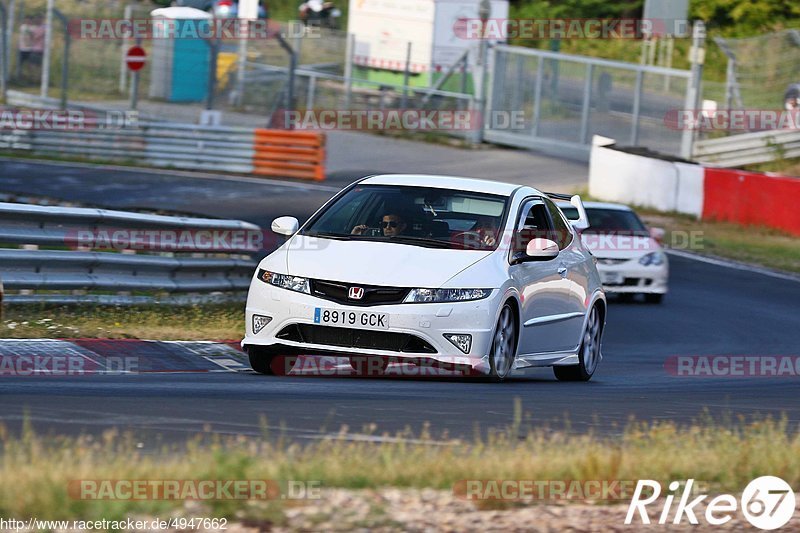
[277,324,436,354]
[311,279,410,306]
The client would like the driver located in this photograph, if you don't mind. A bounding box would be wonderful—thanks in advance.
[351,213,407,237]
[473,216,499,247]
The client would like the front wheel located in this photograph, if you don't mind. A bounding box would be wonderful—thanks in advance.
[248,347,296,375]
[554,305,603,382]
[488,303,517,381]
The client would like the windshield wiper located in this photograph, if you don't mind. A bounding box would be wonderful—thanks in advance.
[304,231,353,240]
[386,236,453,249]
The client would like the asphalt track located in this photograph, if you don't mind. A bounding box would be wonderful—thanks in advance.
[1,157,799,442]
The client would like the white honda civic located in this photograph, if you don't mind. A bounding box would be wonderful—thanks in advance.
[243,175,607,381]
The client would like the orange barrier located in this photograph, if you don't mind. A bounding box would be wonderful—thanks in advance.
[252,129,326,181]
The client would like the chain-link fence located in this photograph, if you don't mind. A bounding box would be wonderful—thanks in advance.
[486,44,692,159]
[714,29,800,112]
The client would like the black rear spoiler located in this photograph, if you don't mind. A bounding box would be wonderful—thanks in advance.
[543,192,574,202]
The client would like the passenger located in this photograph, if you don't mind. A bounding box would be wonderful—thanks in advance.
[351,213,407,237]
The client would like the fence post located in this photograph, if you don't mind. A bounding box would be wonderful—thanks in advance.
[119,4,132,94]
[39,0,54,98]
[129,36,142,111]
[680,21,706,160]
[532,57,544,136]
[0,3,6,102]
[306,73,316,110]
[52,8,68,110]
[579,63,593,144]
[401,41,411,109]
[344,33,354,109]
[630,69,643,145]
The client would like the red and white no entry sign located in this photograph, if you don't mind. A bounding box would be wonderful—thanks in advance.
[125,46,147,71]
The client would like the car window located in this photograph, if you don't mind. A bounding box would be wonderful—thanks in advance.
[583,208,649,236]
[544,198,574,248]
[300,184,509,250]
[511,198,554,261]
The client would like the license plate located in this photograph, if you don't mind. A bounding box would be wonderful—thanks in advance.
[314,308,389,329]
[601,272,623,285]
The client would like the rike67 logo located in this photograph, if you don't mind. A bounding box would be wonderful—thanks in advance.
[626,477,796,530]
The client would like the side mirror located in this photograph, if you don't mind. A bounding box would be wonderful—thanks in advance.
[649,227,665,244]
[271,216,299,236]
[525,238,560,261]
[568,195,590,232]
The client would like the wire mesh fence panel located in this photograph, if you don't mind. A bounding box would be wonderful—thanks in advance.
[715,30,800,111]
[486,44,692,159]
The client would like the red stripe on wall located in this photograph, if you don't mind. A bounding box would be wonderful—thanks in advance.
[703,168,800,236]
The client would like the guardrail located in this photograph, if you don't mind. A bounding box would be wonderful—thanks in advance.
[1,91,327,179]
[693,129,800,167]
[0,202,262,303]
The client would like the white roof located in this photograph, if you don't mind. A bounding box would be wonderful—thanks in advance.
[360,174,523,196]
[556,200,634,211]
[151,7,213,19]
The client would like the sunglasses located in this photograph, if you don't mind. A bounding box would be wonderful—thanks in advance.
[381,221,399,228]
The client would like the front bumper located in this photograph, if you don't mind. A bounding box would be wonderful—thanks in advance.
[242,279,505,374]
[595,259,668,294]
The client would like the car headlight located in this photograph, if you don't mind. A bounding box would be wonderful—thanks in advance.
[404,288,492,303]
[639,252,665,266]
[257,269,311,294]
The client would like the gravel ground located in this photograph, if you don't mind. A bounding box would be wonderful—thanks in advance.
[225,488,796,532]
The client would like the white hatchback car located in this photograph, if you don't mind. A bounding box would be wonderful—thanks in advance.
[558,202,668,303]
[244,175,607,381]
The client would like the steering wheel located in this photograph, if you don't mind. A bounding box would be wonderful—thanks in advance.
[451,231,485,248]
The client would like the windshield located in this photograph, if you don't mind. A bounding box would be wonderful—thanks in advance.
[301,185,509,250]
[561,207,649,236]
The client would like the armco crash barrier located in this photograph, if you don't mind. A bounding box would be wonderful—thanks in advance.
[0,121,326,181]
[589,136,800,236]
[252,129,326,181]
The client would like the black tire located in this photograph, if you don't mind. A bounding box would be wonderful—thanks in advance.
[554,305,603,382]
[248,347,296,375]
[488,303,517,382]
[644,293,664,304]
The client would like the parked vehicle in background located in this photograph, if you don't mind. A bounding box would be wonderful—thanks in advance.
[559,202,668,304]
[299,0,341,29]
[785,83,800,110]
[209,0,269,18]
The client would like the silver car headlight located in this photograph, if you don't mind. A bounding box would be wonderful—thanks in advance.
[639,252,665,267]
[404,288,492,303]
[258,269,311,294]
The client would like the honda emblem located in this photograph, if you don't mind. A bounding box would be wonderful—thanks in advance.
[348,286,365,300]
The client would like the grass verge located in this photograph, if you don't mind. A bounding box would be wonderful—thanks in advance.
[1,303,244,340]
[0,415,798,521]
[638,209,800,274]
